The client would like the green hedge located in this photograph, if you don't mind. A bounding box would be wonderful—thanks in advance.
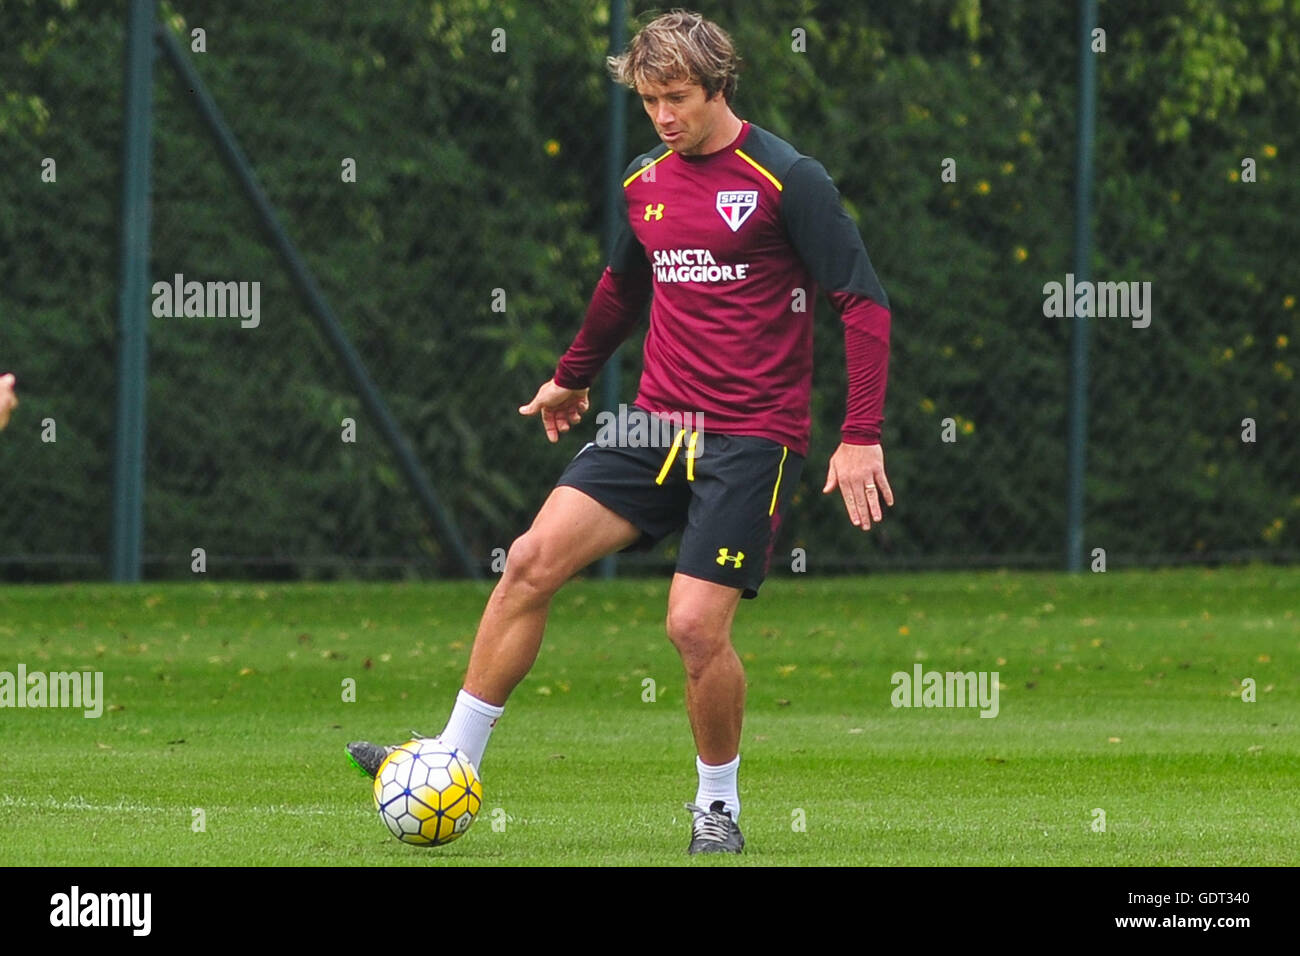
[1,0,1296,579]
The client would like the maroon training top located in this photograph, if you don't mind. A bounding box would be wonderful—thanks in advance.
[554,119,891,458]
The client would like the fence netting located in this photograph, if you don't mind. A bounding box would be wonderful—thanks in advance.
[2,0,1295,581]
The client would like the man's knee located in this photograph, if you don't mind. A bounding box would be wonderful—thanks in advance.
[501,531,567,598]
[666,606,732,679]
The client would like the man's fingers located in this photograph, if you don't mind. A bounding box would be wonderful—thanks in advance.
[865,484,883,523]
[519,385,544,415]
[855,484,872,529]
[877,471,895,507]
[541,407,559,442]
[822,461,839,494]
[827,457,872,528]
[842,482,866,528]
[526,394,589,440]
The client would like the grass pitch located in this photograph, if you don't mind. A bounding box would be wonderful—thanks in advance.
[1,566,1296,866]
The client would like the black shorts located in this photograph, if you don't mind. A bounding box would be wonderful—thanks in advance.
[555,408,804,599]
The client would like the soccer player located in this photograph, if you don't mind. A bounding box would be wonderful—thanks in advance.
[349,10,893,854]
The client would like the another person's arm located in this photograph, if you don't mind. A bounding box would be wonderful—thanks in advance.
[0,373,17,430]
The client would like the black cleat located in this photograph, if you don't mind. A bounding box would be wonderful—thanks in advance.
[345,731,431,778]
[685,801,745,855]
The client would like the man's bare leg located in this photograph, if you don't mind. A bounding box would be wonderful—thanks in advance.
[462,485,641,705]
[346,486,638,777]
[664,573,746,764]
[665,572,748,851]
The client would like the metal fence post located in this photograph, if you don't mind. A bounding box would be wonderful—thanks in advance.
[598,0,628,581]
[110,0,155,582]
[1066,0,1098,572]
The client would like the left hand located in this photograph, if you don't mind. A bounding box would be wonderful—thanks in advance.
[822,441,894,530]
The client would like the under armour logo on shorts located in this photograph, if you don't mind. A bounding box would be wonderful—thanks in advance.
[715,548,745,568]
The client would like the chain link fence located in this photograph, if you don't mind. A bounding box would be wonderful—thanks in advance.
[2,0,1296,582]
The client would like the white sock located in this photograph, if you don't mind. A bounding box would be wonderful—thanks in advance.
[439,688,504,771]
[695,754,740,821]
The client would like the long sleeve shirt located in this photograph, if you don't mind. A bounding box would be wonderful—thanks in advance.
[555,119,891,457]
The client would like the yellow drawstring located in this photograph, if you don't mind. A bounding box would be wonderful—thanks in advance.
[654,429,699,484]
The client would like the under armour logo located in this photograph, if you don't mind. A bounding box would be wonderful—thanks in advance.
[716,548,745,568]
[643,203,665,221]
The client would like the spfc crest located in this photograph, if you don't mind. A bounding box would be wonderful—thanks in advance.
[715,190,758,232]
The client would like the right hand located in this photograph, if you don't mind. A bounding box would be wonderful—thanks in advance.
[518,379,589,443]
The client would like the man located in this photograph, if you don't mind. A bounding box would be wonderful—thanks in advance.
[349,10,893,855]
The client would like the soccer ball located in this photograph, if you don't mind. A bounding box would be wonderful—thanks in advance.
[373,738,483,846]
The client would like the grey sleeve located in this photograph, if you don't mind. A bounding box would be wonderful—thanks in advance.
[780,157,889,308]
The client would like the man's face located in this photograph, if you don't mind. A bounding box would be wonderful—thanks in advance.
[638,77,721,155]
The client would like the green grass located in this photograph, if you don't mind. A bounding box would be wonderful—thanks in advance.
[1,566,1297,865]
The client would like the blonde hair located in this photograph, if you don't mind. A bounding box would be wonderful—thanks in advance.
[607,9,740,104]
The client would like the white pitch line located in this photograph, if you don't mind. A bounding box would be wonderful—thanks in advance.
[0,794,353,816]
